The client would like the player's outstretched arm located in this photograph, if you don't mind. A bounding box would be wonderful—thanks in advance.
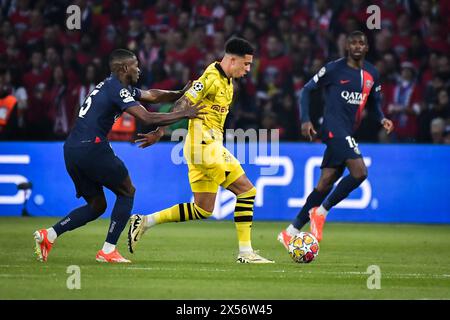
[138,81,192,103]
[126,100,205,126]
[134,127,165,148]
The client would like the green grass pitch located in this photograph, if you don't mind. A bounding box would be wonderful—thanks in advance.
[0,217,449,300]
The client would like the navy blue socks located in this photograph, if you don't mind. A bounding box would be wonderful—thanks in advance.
[53,204,102,236]
[105,195,134,245]
[292,188,330,230]
[323,175,364,210]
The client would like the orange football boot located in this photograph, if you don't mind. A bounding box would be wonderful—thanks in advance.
[96,249,131,263]
[277,230,293,250]
[34,229,54,262]
[309,207,325,242]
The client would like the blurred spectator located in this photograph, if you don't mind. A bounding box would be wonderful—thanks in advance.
[8,0,31,33]
[47,65,77,139]
[22,50,51,94]
[8,68,27,135]
[386,61,422,142]
[258,35,292,95]
[0,0,448,144]
[227,78,259,131]
[0,68,18,139]
[22,9,44,48]
[391,12,412,61]
[406,33,429,73]
[424,18,449,54]
[430,117,446,144]
[275,92,300,140]
[378,0,402,32]
[309,0,334,57]
[138,30,163,86]
[143,0,177,33]
[418,88,450,142]
[2,34,27,69]
[25,83,52,140]
[127,11,144,48]
[76,63,100,109]
[444,128,450,144]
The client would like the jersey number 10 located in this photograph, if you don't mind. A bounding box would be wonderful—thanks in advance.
[345,136,358,148]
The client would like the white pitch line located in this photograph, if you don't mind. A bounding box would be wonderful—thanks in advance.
[0,273,57,278]
[125,267,450,279]
[126,267,229,272]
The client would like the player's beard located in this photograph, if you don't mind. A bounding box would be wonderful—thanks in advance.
[128,73,138,85]
[350,52,364,61]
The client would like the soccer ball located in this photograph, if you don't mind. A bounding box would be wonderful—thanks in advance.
[288,232,320,263]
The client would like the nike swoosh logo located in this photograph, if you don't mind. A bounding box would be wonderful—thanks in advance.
[340,80,350,84]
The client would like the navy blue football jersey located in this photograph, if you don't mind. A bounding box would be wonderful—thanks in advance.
[300,58,384,139]
[65,74,141,146]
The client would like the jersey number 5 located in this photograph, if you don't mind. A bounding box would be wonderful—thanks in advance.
[79,89,99,118]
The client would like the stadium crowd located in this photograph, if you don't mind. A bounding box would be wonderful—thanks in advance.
[0,0,449,144]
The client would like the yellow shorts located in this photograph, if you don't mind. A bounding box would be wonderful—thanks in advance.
[183,142,245,193]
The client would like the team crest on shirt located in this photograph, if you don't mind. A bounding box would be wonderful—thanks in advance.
[365,80,373,89]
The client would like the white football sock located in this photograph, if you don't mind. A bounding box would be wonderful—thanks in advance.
[239,243,253,253]
[286,224,300,236]
[102,242,116,254]
[46,227,57,243]
[317,205,329,217]
[144,214,156,229]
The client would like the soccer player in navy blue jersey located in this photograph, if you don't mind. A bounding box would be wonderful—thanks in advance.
[33,49,205,263]
[278,31,394,247]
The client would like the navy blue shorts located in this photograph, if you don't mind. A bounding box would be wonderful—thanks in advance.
[321,136,363,169]
[63,142,129,198]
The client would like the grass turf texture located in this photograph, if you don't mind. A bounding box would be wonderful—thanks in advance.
[0,217,449,299]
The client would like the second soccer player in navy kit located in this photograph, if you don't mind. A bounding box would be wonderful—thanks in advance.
[278,31,394,247]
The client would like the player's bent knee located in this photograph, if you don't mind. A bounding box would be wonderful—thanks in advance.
[127,184,136,197]
[352,171,368,182]
[193,203,213,219]
[316,180,334,193]
[237,186,256,199]
[89,197,107,215]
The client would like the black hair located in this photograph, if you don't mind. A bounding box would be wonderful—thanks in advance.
[109,49,136,67]
[348,30,367,42]
[225,37,254,56]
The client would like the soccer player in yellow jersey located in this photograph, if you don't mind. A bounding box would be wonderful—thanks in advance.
[128,38,274,263]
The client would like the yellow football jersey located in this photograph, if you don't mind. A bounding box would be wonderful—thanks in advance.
[184,62,233,143]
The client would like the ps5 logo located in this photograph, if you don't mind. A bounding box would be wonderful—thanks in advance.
[0,155,31,204]
[288,156,372,209]
[190,155,374,220]
[205,156,294,219]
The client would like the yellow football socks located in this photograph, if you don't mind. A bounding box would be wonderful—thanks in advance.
[234,187,257,252]
[152,203,212,224]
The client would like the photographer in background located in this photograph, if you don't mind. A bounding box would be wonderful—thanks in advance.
[0,68,19,140]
